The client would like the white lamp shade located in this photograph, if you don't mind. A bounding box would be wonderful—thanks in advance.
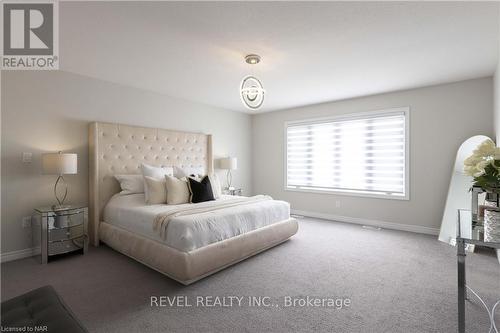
[220,157,237,170]
[42,152,78,175]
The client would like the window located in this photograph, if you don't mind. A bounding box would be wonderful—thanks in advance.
[285,107,409,199]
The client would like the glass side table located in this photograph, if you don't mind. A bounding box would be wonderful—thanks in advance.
[456,209,500,333]
[32,205,88,264]
[223,188,243,196]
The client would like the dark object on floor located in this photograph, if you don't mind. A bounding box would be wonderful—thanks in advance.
[1,285,88,333]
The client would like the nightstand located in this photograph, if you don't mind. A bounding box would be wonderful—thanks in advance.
[223,188,243,196]
[32,205,88,264]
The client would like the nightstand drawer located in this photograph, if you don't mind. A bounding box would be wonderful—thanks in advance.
[48,224,84,241]
[49,236,85,256]
[48,211,84,228]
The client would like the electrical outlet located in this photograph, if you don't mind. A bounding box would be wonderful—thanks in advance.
[22,152,32,163]
[335,200,341,208]
[22,216,32,228]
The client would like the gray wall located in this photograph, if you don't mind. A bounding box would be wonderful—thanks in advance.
[252,78,494,231]
[1,71,252,253]
[1,73,495,254]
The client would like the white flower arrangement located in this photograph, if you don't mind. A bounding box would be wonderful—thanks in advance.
[464,139,500,190]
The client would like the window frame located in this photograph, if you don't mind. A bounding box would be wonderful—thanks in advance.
[283,107,410,200]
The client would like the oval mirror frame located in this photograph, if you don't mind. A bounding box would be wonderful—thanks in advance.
[439,135,493,246]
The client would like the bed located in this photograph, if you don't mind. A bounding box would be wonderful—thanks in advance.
[89,122,298,285]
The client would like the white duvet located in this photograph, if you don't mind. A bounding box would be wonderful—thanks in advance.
[103,194,290,252]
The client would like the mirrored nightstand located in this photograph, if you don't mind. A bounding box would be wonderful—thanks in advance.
[223,188,243,196]
[32,205,88,264]
[456,209,500,333]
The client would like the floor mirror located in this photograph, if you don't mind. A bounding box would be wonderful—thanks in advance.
[439,135,492,247]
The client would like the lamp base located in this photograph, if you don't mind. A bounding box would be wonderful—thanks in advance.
[53,175,69,210]
[226,170,233,190]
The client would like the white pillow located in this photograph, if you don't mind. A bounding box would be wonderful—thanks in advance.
[164,175,190,204]
[208,173,222,199]
[144,176,167,205]
[141,163,174,202]
[114,174,144,195]
[173,166,205,179]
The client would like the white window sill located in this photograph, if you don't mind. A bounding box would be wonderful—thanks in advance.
[284,186,409,201]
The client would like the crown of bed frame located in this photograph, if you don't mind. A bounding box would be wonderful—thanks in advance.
[89,122,213,246]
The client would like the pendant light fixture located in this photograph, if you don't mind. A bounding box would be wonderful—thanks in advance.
[240,54,265,110]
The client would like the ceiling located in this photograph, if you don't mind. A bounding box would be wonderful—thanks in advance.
[60,2,499,113]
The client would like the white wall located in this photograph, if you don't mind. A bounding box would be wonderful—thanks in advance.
[495,19,500,143]
[495,70,499,142]
[495,39,500,142]
[1,70,252,254]
[252,78,494,232]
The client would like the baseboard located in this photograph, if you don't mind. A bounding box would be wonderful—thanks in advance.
[1,247,39,263]
[291,209,440,236]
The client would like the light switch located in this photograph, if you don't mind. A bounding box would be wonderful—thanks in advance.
[22,152,32,163]
[22,216,32,228]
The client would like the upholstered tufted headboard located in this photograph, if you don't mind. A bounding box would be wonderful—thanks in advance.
[89,122,213,246]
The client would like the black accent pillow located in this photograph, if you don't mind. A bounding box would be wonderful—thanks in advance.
[187,176,215,203]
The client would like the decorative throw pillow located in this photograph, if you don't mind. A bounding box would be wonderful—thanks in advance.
[173,166,204,179]
[141,163,174,202]
[208,173,222,199]
[187,176,215,203]
[164,175,190,205]
[114,174,144,195]
[143,176,167,205]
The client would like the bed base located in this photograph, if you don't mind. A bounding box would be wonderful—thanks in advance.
[99,218,298,285]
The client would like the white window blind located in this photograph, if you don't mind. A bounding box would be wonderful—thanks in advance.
[286,109,408,199]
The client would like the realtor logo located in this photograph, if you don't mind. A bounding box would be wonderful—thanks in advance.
[1,1,59,70]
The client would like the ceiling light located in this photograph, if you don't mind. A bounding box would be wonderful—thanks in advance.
[240,54,265,110]
[245,54,261,65]
[240,76,265,110]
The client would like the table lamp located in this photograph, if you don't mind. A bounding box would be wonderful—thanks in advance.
[42,151,77,210]
[220,157,237,190]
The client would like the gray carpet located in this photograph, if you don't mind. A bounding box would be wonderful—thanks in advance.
[2,217,499,333]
